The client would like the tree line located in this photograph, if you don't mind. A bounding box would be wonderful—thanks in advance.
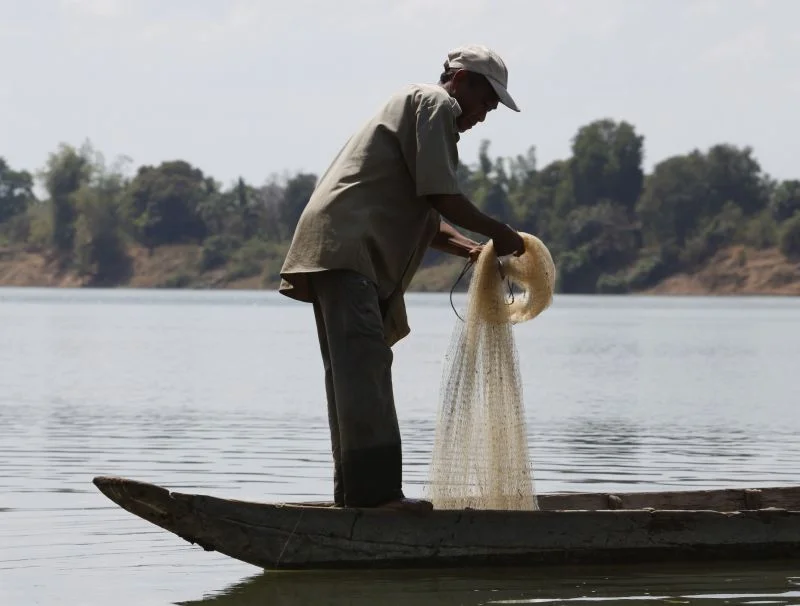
[2,119,800,292]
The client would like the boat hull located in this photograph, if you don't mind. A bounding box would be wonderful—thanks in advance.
[92,477,800,570]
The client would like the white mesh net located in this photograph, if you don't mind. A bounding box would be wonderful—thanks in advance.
[426,233,556,511]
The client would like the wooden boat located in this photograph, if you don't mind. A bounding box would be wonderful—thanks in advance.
[92,476,800,570]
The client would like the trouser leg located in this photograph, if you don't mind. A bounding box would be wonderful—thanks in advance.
[309,269,403,507]
[312,298,344,507]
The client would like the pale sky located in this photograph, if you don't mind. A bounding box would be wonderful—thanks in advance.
[2,0,799,190]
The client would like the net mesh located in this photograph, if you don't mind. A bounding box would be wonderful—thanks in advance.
[425,233,556,511]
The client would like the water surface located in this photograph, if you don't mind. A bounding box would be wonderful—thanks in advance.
[1,289,798,605]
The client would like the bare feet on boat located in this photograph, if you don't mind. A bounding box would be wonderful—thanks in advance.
[376,498,433,512]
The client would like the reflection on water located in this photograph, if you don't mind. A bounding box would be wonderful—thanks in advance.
[1,289,799,605]
[185,562,800,606]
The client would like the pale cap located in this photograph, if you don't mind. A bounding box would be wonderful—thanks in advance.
[444,45,520,112]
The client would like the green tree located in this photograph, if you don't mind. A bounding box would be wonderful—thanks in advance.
[779,214,800,259]
[456,161,475,199]
[199,189,239,237]
[235,177,260,240]
[478,139,493,176]
[249,178,286,241]
[516,160,567,245]
[483,181,512,224]
[570,119,644,211]
[198,177,262,241]
[124,160,210,248]
[459,140,494,211]
[703,144,768,217]
[558,201,640,293]
[505,146,537,221]
[769,180,800,222]
[480,158,513,225]
[506,146,537,191]
[0,157,35,223]
[680,201,744,266]
[41,143,92,262]
[73,156,132,285]
[279,172,317,239]
[636,151,709,250]
[5,121,800,295]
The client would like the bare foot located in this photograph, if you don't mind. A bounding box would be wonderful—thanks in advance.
[376,498,433,512]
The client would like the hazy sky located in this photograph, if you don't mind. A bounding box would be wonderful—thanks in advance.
[2,0,799,189]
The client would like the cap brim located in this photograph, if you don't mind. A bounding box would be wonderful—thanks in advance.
[487,76,520,112]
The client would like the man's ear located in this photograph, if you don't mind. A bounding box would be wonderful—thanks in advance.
[451,69,469,92]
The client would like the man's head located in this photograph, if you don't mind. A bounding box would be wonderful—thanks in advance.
[439,45,519,133]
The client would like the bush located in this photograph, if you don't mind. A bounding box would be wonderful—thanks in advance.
[225,238,288,282]
[739,211,778,249]
[769,180,800,223]
[680,230,714,266]
[680,202,743,266]
[73,188,132,286]
[555,248,594,293]
[74,215,132,286]
[259,256,287,287]
[228,238,271,280]
[778,213,800,259]
[0,212,30,246]
[158,272,193,288]
[627,250,671,290]
[596,249,671,293]
[200,234,242,271]
[27,203,54,251]
[596,273,629,294]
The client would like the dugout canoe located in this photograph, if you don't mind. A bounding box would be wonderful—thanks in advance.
[92,476,800,570]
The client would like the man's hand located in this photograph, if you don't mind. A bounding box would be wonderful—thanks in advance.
[431,220,486,261]
[429,194,525,258]
[492,224,525,257]
[468,244,483,263]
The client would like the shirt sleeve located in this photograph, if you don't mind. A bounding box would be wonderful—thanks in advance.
[413,96,461,197]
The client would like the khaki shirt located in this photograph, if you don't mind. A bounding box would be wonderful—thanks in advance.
[279,83,463,345]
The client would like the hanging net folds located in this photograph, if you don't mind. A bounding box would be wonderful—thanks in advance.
[425,233,556,511]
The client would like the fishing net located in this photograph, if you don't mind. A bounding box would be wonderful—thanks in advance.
[426,233,556,510]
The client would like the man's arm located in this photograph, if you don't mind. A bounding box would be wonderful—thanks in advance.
[430,220,482,260]
[429,193,524,256]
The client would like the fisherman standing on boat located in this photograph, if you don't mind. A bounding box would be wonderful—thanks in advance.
[279,45,525,511]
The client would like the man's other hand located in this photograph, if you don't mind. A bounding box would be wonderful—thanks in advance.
[493,225,525,257]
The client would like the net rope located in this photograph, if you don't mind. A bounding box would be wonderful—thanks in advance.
[426,233,556,510]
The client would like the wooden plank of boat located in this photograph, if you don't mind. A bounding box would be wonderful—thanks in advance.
[92,476,800,570]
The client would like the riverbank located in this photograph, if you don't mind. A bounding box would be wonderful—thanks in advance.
[1,244,799,295]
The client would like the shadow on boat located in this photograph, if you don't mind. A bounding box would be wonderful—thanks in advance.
[179,560,800,606]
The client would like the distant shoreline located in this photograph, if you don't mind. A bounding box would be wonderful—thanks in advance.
[2,244,799,296]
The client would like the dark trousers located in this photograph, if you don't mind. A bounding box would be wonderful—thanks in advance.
[309,270,404,507]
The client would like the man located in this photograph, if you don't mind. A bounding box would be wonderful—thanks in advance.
[278,44,525,511]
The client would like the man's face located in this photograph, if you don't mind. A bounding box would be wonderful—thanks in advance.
[451,71,500,133]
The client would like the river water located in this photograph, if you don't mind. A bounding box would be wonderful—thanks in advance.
[1,288,799,605]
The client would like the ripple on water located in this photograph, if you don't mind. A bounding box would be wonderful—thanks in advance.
[1,291,799,606]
